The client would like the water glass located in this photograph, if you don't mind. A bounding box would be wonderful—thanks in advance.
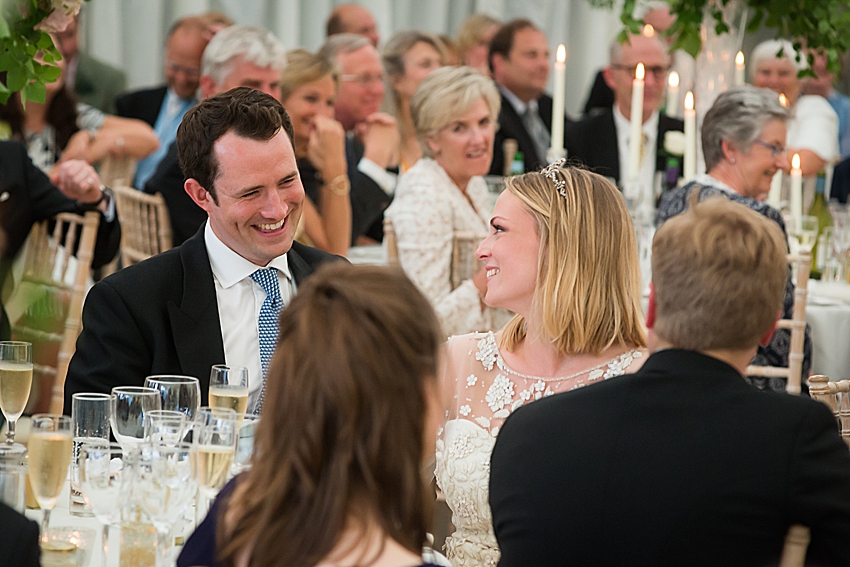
[144,410,186,447]
[788,215,819,253]
[0,455,26,512]
[0,341,33,445]
[70,393,113,516]
[110,387,161,449]
[28,414,73,542]
[232,414,259,475]
[43,526,96,567]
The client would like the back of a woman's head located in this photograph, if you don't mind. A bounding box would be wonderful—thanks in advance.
[501,165,647,355]
[220,264,443,567]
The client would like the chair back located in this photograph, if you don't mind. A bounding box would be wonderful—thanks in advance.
[10,211,100,414]
[113,185,173,265]
[746,251,810,394]
[778,524,810,567]
[97,154,137,188]
[451,231,486,290]
[809,375,850,447]
[383,217,399,265]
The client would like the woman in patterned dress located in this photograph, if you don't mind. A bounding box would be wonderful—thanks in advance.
[435,165,649,567]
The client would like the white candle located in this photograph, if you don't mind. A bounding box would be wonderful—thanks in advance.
[549,44,567,156]
[666,71,679,118]
[768,170,783,208]
[683,91,696,181]
[791,153,803,221]
[628,63,645,181]
[779,93,788,108]
[735,51,745,86]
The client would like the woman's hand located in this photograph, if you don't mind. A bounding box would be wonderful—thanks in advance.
[60,131,94,162]
[307,115,347,179]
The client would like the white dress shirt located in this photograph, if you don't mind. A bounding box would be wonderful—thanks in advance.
[613,106,660,192]
[204,222,294,410]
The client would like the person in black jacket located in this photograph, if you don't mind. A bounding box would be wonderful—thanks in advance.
[0,502,40,567]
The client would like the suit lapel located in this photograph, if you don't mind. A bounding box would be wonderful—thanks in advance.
[600,111,621,181]
[167,230,224,400]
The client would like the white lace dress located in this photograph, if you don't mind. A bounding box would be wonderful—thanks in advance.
[434,332,642,567]
[384,158,512,336]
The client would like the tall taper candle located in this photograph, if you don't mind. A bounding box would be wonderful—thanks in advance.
[666,71,679,118]
[768,170,783,208]
[735,51,745,86]
[683,91,696,180]
[791,153,803,221]
[550,44,567,156]
[628,63,645,180]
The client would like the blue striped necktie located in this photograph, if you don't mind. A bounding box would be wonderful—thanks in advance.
[250,268,282,414]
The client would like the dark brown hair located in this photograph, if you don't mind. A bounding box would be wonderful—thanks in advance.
[488,18,537,73]
[217,264,443,567]
[176,86,294,202]
[0,83,79,155]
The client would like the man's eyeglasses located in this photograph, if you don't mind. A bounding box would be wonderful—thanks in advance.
[165,60,201,79]
[752,139,787,157]
[612,64,670,79]
[341,73,386,86]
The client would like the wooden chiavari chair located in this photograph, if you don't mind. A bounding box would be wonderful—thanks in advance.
[112,185,173,266]
[809,374,850,447]
[383,218,399,265]
[97,154,137,189]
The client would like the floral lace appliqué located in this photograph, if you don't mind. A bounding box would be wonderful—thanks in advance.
[485,374,514,412]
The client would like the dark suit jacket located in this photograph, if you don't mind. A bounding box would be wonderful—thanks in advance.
[346,136,392,243]
[490,92,567,176]
[831,155,850,204]
[490,349,850,567]
[0,502,39,567]
[116,85,169,128]
[565,108,684,184]
[63,229,340,413]
[582,69,615,116]
[0,141,121,339]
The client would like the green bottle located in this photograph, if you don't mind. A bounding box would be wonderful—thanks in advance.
[510,152,525,176]
[808,171,832,279]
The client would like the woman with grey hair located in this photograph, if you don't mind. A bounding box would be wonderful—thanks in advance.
[656,85,812,392]
[381,31,446,172]
[384,66,510,337]
[751,39,839,176]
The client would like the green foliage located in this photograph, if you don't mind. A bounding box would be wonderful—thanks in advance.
[587,0,850,77]
[0,0,76,106]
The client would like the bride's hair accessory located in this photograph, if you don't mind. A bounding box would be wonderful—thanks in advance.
[541,159,567,197]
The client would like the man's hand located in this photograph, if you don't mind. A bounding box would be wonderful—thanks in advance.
[357,112,400,169]
[307,115,347,179]
[50,160,104,204]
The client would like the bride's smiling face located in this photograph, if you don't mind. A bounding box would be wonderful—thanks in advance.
[476,190,540,316]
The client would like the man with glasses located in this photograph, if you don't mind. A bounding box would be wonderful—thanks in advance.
[319,34,399,244]
[566,32,684,193]
[117,16,218,189]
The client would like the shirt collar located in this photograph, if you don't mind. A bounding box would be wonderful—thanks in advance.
[164,88,195,118]
[498,84,535,116]
[204,221,291,289]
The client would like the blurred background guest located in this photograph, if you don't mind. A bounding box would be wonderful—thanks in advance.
[657,85,812,391]
[382,30,446,172]
[0,52,158,174]
[751,39,839,176]
[802,50,850,160]
[455,13,500,77]
[325,2,380,47]
[437,35,460,65]
[51,13,126,113]
[178,264,445,567]
[436,165,647,567]
[280,48,352,256]
[385,66,509,336]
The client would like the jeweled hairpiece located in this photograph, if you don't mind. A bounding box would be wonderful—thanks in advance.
[541,158,567,197]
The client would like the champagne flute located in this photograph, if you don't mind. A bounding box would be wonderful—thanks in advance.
[194,407,237,520]
[0,341,33,445]
[111,387,161,449]
[135,442,196,567]
[28,414,73,543]
[79,441,137,567]
[208,365,249,417]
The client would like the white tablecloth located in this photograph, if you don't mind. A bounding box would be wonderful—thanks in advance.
[808,280,850,381]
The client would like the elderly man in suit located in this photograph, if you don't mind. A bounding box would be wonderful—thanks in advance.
[116,16,213,189]
[325,3,380,48]
[566,32,684,192]
[490,197,850,567]
[64,88,339,414]
[488,19,568,176]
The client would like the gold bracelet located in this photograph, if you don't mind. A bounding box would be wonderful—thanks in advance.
[326,174,350,196]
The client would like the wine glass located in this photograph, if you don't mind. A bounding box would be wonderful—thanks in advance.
[144,410,186,447]
[27,414,73,543]
[144,376,201,427]
[0,341,33,445]
[193,407,237,519]
[79,441,137,567]
[232,414,259,476]
[208,365,249,418]
[135,442,196,567]
[788,215,819,253]
[111,387,161,449]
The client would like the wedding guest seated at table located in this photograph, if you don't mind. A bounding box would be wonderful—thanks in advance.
[280,48,351,256]
[490,197,850,567]
[381,31,445,172]
[752,39,839,177]
[325,3,380,48]
[436,164,647,567]
[455,14,500,78]
[566,31,684,192]
[177,263,445,567]
[63,88,339,414]
[384,66,513,337]
[802,50,850,160]
[832,155,850,203]
[0,53,159,174]
[0,501,39,567]
[657,85,812,391]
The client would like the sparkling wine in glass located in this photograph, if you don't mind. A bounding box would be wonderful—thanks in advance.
[208,365,249,417]
[0,342,33,445]
[28,414,73,543]
[110,387,161,449]
[194,407,237,503]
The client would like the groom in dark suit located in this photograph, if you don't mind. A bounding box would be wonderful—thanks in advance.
[488,19,569,176]
[490,197,850,567]
[64,88,340,413]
